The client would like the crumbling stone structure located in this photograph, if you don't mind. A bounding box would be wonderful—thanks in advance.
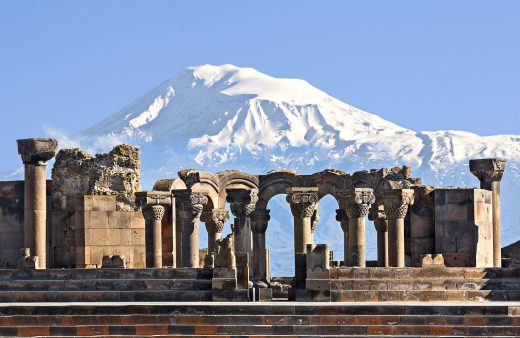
[0,138,512,303]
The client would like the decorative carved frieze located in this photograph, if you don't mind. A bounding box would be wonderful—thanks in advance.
[17,138,58,165]
[135,190,171,221]
[469,158,506,183]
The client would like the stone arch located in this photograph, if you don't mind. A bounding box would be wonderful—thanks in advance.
[216,170,259,207]
[257,170,299,210]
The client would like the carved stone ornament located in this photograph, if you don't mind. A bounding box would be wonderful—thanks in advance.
[173,189,209,219]
[251,209,270,234]
[226,188,258,217]
[214,234,236,269]
[341,188,375,219]
[202,209,229,233]
[381,189,414,220]
[286,188,319,219]
[17,138,58,165]
[135,191,171,209]
[469,158,506,183]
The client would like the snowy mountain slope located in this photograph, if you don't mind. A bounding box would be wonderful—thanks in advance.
[6,64,520,275]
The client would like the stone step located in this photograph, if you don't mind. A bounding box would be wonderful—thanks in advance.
[1,314,519,326]
[0,302,517,316]
[0,268,212,280]
[0,290,213,302]
[0,278,212,291]
[330,290,520,302]
[1,324,520,336]
[330,278,520,291]
[332,267,520,280]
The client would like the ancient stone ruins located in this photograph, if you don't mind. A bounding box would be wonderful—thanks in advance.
[0,137,519,336]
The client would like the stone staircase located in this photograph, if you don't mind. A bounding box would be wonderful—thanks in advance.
[1,302,520,336]
[0,268,213,302]
[323,267,520,302]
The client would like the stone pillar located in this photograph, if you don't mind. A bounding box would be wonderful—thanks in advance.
[368,205,388,267]
[173,189,208,267]
[335,209,349,266]
[310,208,319,243]
[469,158,506,267]
[226,189,258,257]
[286,187,318,289]
[16,138,57,269]
[251,209,270,282]
[341,188,375,267]
[201,209,229,254]
[136,191,171,268]
[382,189,414,267]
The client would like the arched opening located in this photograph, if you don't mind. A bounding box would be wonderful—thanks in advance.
[265,194,294,278]
[313,194,342,262]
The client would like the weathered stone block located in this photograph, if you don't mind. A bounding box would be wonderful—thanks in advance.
[101,255,125,268]
[131,229,145,245]
[108,211,132,229]
[130,212,145,229]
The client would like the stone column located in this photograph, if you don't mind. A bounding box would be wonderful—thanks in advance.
[368,205,388,267]
[173,189,208,268]
[341,188,375,267]
[226,189,258,257]
[136,191,171,268]
[286,187,318,289]
[310,208,319,243]
[201,209,229,254]
[251,209,270,282]
[335,209,349,266]
[16,138,57,269]
[470,158,506,267]
[382,189,414,267]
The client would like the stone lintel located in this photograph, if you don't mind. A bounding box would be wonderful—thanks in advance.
[17,138,57,165]
[135,190,172,208]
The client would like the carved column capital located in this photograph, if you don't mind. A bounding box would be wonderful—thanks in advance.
[226,188,258,218]
[286,188,319,219]
[201,208,229,234]
[135,191,172,222]
[340,188,375,219]
[381,189,414,220]
[469,158,506,183]
[251,209,270,234]
[335,209,349,232]
[17,138,57,165]
[173,189,208,219]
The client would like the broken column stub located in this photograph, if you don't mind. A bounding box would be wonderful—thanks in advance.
[52,145,140,211]
[212,234,241,301]
[135,191,171,268]
[17,138,58,269]
[469,158,506,267]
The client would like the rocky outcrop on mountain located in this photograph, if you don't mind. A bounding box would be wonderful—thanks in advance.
[51,145,140,211]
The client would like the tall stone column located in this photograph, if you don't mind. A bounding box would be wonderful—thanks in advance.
[286,187,318,289]
[251,209,270,282]
[226,189,258,257]
[201,209,229,254]
[173,189,208,268]
[382,189,414,267]
[470,158,506,267]
[136,191,171,268]
[335,209,349,266]
[17,138,57,269]
[341,188,375,267]
[310,208,319,243]
[368,205,388,267]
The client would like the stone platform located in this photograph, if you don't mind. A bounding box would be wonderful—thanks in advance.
[1,301,520,336]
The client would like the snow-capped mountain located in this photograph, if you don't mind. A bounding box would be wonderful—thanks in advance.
[36,65,520,274]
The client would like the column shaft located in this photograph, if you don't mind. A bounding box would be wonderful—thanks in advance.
[343,231,349,266]
[152,218,162,268]
[482,181,501,267]
[377,229,388,267]
[388,217,405,267]
[181,217,199,267]
[176,223,183,267]
[252,232,266,280]
[348,217,366,267]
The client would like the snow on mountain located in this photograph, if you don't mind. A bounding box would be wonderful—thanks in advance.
[9,64,520,275]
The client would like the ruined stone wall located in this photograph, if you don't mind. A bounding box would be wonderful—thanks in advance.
[52,145,140,211]
[0,181,25,267]
[410,186,436,267]
[434,188,493,267]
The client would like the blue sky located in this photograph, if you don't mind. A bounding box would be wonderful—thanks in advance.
[0,1,519,168]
